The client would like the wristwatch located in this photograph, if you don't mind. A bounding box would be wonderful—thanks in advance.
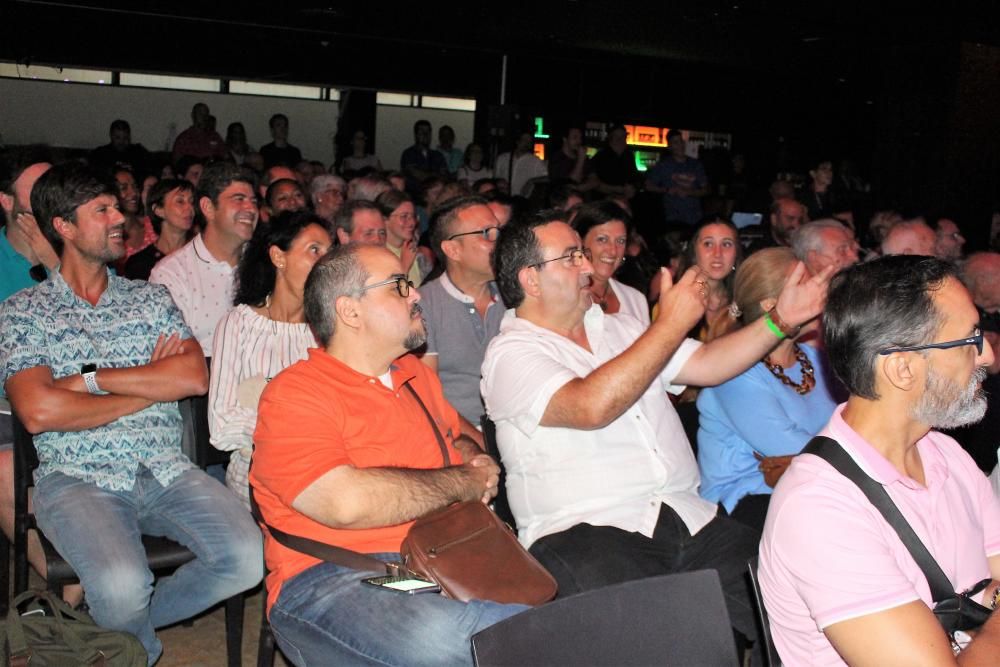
[81,363,100,394]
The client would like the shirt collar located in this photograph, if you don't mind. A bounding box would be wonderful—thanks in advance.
[308,347,418,388]
[440,271,499,305]
[192,234,233,268]
[48,265,119,307]
[501,303,606,351]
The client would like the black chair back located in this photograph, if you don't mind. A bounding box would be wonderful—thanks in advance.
[471,570,741,666]
[747,557,781,667]
[480,415,516,530]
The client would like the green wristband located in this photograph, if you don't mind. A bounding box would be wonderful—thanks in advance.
[764,313,786,340]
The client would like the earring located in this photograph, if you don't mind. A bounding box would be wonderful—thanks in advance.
[731,265,736,272]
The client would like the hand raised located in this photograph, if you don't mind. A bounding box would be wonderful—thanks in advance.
[654,267,707,334]
[773,262,835,330]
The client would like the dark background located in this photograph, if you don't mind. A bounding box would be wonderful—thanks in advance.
[5,0,1000,244]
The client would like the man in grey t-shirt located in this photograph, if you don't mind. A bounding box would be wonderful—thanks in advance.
[420,196,506,441]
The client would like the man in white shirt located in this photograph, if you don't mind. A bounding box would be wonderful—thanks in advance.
[494,132,548,197]
[150,162,259,355]
[481,214,831,652]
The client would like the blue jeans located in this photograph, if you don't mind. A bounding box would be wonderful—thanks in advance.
[269,555,528,666]
[33,467,263,665]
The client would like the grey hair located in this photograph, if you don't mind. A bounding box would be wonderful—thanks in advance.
[790,219,849,262]
[303,244,371,346]
[309,174,346,205]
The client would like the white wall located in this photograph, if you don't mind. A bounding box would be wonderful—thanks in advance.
[375,106,476,171]
[0,78,340,164]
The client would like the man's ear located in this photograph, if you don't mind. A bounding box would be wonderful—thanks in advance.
[880,352,921,393]
[519,265,540,299]
[336,228,350,246]
[0,192,13,216]
[334,294,361,332]
[198,195,214,221]
[440,238,461,263]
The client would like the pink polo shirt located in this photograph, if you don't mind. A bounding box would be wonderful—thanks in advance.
[759,404,1000,666]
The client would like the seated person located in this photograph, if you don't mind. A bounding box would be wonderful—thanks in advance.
[572,201,650,326]
[697,248,838,531]
[759,255,1000,665]
[209,211,331,510]
[375,189,423,287]
[124,178,196,281]
[480,214,831,658]
[250,244,525,666]
[0,163,261,664]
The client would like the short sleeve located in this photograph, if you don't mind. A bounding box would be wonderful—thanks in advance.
[0,297,49,389]
[481,335,578,437]
[659,337,702,395]
[769,472,921,630]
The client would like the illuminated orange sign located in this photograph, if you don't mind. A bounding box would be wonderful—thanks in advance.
[625,125,672,148]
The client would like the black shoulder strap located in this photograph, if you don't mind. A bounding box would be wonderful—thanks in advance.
[802,436,955,602]
[247,465,390,575]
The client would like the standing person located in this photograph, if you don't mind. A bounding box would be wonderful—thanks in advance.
[400,120,447,193]
[799,159,839,221]
[588,125,640,200]
[572,201,650,326]
[171,102,227,162]
[697,248,838,532]
[376,189,422,287]
[125,179,196,281]
[250,244,524,666]
[260,114,303,169]
[150,162,259,355]
[494,131,548,198]
[340,130,382,176]
[645,130,708,226]
[547,124,588,185]
[90,119,150,178]
[209,211,331,509]
[436,125,464,176]
[0,162,261,664]
[456,143,493,187]
[759,255,1000,665]
[225,122,253,167]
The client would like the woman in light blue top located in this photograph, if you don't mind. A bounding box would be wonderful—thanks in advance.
[697,247,838,532]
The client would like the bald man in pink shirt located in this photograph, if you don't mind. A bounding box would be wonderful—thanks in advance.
[760,255,1000,666]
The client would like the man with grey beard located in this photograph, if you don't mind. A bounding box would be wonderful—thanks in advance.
[760,255,1000,666]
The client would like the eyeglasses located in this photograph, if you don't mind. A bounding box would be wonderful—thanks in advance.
[529,247,592,269]
[359,274,414,298]
[448,226,501,242]
[878,328,983,356]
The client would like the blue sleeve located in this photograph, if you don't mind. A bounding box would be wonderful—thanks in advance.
[0,296,49,389]
[703,365,818,457]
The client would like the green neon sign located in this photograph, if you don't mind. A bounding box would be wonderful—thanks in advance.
[534,116,550,139]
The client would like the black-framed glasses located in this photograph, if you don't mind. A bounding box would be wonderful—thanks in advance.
[448,226,501,242]
[878,328,983,356]
[529,247,592,269]
[359,274,414,298]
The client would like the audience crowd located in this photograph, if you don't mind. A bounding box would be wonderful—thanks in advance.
[1,101,999,666]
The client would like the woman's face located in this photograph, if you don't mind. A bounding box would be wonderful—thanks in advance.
[183,163,203,187]
[694,223,738,282]
[583,220,628,282]
[114,171,140,215]
[155,187,196,233]
[468,145,484,165]
[386,201,417,245]
[278,224,333,296]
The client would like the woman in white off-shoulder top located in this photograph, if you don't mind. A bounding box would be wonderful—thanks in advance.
[209,211,332,509]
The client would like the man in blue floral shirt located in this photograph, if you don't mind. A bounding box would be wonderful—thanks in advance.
[0,163,261,665]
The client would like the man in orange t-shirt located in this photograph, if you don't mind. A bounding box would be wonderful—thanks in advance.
[251,244,525,666]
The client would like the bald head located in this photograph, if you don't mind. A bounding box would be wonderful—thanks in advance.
[961,252,1000,313]
[881,219,936,257]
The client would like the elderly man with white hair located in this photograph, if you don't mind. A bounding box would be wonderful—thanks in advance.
[791,219,860,276]
[881,217,936,256]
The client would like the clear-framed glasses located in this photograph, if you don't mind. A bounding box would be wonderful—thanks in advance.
[878,328,983,356]
[448,226,501,242]
[529,247,592,269]
[359,274,414,298]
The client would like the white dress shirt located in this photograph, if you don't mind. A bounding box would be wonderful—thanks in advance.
[481,305,715,548]
[149,234,234,355]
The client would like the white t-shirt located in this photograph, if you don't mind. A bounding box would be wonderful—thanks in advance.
[480,305,712,548]
[149,234,234,355]
[494,152,548,197]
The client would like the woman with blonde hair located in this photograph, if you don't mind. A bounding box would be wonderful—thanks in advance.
[696,247,838,531]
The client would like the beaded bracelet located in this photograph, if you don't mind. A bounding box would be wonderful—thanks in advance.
[766,305,801,339]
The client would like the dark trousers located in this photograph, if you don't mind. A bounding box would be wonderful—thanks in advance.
[730,494,772,534]
[529,504,761,662]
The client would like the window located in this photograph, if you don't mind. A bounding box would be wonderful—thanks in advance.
[421,96,476,111]
[0,63,111,84]
[230,80,327,100]
[377,92,416,107]
[119,72,220,92]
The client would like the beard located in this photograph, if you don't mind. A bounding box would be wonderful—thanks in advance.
[403,303,427,351]
[910,366,989,429]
